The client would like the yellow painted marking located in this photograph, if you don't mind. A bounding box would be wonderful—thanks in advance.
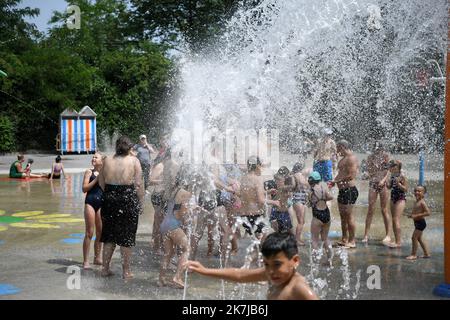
[37,218,84,223]
[12,211,45,217]
[0,210,5,216]
[25,214,71,220]
[0,226,8,232]
[10,223,60,229]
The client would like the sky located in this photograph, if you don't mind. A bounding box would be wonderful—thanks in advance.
[19,0,69,32]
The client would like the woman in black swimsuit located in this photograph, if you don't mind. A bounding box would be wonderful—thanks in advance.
[82,153,105,270]
[386,160,408,248]
[308,171,334,264]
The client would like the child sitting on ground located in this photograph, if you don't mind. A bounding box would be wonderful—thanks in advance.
[184,232,319,300]
[405,185,431,260]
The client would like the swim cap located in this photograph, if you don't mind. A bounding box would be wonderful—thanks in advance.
[309,171,321,182]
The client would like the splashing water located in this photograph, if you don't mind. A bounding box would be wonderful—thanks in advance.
[168,0,445,300]
[172,0,445,160]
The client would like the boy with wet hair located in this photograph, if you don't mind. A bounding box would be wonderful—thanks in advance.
[184,232,319,300]
[405,185,431,260]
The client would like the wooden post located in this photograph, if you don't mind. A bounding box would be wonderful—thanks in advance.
[433,1,450,297]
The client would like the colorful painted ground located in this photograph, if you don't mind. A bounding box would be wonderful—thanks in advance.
[0,209,83,231]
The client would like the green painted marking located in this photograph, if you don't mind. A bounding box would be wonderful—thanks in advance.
[0,216,24,224]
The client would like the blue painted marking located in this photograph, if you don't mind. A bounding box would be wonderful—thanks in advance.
[0,284,22,295]
[61,238,83,244]
[329,231,342,237]
[69,233,84,238]
[68,234,96,240]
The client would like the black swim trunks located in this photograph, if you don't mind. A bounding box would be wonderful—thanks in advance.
[198,191,217,211]
[241,215,266,236]
[338,186,359,205]
[151,192,163,207]
[312,207,331,224]
[414,219,427,231]
[270,209,293,233]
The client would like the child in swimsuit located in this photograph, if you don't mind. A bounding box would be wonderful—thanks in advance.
[269,174,293,233]
[82,153,104,269]
[158,167,195,289]
[386,160,408,248]
[405,185,431,260]
[307,171,334,264]
[185,232,319,300]
[48,155,65,179]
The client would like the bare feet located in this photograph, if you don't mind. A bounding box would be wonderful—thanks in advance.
[406,255,417,260]
[122,272,134,280]
[382,237,392,247]
[361,236,368,243]
[297,240,306,246]
[171,278,185,289]
[334,240,348,247]
[101,269,114,277]
[344,242,356,249]
[157,278,168,287]
[93,260,103,266]
[83,263,92,270]
[387,242,401,249]
[230,249,238,256]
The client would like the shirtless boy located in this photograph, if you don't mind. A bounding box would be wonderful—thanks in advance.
[185,232,319,300]
[329,140,359,248]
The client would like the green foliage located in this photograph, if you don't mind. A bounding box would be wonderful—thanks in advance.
[130,0,246,52]
[0,0,175,151]
[0,115,15,153]
[0,0,257,151]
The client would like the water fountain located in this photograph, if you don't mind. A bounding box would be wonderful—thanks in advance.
[163,0,447,300]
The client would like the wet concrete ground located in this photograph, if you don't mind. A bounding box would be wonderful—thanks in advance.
[0,153,447,299]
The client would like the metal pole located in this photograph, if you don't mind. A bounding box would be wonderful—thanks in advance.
[419,151,424,186]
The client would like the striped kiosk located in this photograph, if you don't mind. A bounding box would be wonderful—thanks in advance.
[59,106,97,154]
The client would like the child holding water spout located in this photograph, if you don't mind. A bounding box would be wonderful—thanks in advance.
[405,185,431,260]
[184,232,318,300]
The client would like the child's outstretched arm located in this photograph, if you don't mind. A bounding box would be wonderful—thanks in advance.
[185,261,267,283]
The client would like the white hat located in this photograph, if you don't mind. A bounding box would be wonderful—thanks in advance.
[139,134,147,140]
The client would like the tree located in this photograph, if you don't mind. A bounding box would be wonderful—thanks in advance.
[130,0,247,52]
[0,0,41,53]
